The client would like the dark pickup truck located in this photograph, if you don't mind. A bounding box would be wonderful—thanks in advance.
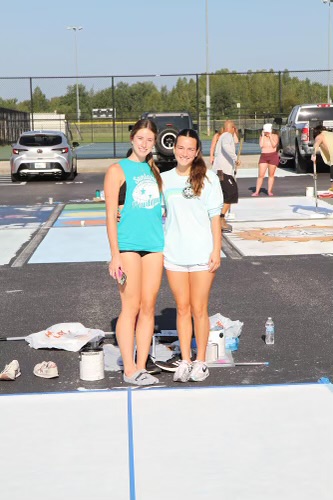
[279,103,333,173]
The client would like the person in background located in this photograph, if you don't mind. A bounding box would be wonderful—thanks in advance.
[212,120,240,233]
[210,125,239,165]
[311,124,333,192]
[252,123,280,197]
[104,119,164,386]
[161,129,223,383]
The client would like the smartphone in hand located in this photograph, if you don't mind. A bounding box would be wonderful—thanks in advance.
[118,268,127,285]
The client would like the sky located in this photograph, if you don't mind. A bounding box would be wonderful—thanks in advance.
[0,0,332,97]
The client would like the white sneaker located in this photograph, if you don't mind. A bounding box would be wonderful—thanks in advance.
[0,360,21,380]
[33,361,59,379]
[190,361,209,382]
[173,360,192,383]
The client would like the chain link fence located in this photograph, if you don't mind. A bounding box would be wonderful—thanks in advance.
[0,69,332,159]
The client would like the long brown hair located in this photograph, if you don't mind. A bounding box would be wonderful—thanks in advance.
[175,129,207,196]
[130,119,162,192]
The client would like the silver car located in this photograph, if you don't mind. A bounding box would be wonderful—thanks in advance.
[10,131,79,182]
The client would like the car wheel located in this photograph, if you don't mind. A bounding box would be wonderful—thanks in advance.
[156,128,178,157]
[11,174,19,183]
[294,145,309,174]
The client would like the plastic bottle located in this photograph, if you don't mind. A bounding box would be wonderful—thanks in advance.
[265,317,275,345]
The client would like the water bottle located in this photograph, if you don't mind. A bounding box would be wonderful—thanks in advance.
[265,317,275,345]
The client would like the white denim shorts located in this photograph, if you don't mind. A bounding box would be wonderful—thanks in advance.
[164,260,210,272]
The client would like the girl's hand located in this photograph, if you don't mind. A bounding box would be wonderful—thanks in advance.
[208,249,221,273]
[108,255,122,281]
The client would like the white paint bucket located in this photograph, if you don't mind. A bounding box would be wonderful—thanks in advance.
[79,347,105,381]
[306,187,314,198]
[208,329,226,359]
[206,342,218,363]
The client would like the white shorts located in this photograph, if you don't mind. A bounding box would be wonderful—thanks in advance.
[164,260,210,272]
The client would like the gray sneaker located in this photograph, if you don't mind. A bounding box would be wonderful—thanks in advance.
[190,361,209,382]
[173,360,192,383]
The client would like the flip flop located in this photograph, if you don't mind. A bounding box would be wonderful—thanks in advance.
[123,369,159,386]
[251,193,259,197]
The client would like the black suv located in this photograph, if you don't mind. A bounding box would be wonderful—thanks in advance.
[131,112,196,172]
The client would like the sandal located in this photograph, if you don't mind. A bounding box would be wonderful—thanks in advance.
[251,193,259,197]
[123,369,159,386]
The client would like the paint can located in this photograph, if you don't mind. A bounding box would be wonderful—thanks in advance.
[208,329,226,359]
[79,346,105,381]
[306,187,314,198]
[206,342,218,363]
[48,197,53,204]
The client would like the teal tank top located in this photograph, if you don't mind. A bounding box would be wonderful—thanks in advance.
[117,158,164,252]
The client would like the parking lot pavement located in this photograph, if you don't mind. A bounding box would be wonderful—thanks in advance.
[0,167,333,395]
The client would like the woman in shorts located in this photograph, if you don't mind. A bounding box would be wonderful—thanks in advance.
[104,119,164,386]
[161,129,223,383]
[252,123,280,196]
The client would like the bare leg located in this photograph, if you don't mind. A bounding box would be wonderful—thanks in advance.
[189,271,215,361]
[221,202,231,230]
[166,270,192,361]
[268,164,277,195]
[253,163,268,195]
[135,252,163,370]
[116,253,142,378]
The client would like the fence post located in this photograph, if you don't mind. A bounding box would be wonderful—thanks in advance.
[196,74,199,132]
[112,77,116,157]
[30,77,34,130]
[279,71,283,114]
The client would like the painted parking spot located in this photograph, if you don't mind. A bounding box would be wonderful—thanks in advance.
[54,202,106,227]
[226,219,333,256]
[230,196,333,222]
[0,205,54,229]
[28,226,111,263]
[0,205,55,265]
[0,228,36,265]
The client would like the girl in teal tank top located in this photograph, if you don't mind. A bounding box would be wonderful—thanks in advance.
[117,157,164,252]
[104,119,164,386]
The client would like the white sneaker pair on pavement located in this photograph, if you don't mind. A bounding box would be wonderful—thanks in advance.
[0,360,59,380]
[173,360,209,383]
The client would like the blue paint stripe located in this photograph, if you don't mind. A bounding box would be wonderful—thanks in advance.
[127,388,136,500]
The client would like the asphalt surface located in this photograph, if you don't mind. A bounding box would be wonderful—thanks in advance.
[0,162,332,394]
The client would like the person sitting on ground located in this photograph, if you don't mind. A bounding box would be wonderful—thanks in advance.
[311,124,333,192]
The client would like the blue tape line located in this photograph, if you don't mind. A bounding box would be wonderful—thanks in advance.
[127,388,136,500]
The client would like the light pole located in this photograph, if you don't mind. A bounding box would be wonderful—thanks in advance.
[66,26,83,125]
[205,0,211,136]
[322,0,333,103]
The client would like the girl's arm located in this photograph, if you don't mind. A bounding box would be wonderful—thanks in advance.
[209,214,222,272]
[210,133,219,164]
[269,133,279,149]
[104,164,124,281]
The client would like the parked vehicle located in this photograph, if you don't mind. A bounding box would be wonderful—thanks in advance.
[279,103,333,173]
[10,131,79,182]
[129,112,196,172]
